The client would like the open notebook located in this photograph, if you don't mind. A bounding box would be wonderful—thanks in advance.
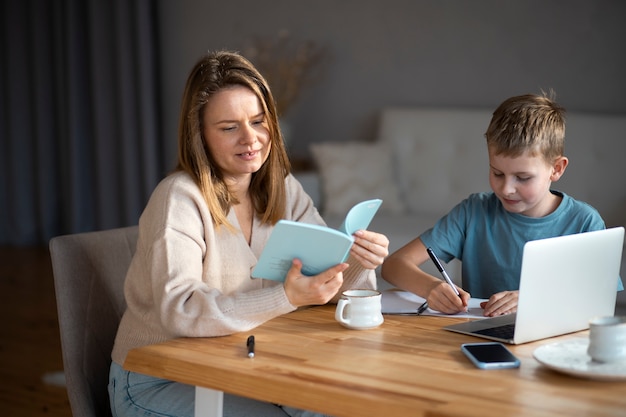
[381,289,487,318]
[445,227,624,344]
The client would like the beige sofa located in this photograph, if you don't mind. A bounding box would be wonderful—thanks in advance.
[295,107,626,312]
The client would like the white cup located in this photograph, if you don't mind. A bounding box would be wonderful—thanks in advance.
[335,289,384,330]
[587,316,626,363]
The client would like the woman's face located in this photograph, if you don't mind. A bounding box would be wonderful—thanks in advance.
[202,85,271,183]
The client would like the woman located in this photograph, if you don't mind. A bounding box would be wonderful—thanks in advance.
[108,50,389,417]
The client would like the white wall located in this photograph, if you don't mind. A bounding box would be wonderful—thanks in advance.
[157,0,626,163]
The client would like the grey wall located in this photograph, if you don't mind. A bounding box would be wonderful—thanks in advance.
[157,0,626,164]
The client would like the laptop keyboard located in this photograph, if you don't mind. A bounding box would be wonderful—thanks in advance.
[474,323,516,340]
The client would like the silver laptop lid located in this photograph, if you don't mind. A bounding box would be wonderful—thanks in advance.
[513,227,623,344]
[444,227,624,344]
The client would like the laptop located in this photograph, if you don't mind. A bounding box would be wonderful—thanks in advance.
[444,227,624,344]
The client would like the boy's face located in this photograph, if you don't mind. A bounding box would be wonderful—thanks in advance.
[488,147,568,218]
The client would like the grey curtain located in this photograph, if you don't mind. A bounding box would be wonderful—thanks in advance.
[1,0,166,245]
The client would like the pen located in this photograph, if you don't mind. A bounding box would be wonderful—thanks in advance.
[426,247,461,297]
[416,300,429,315]
[247,335,255,358]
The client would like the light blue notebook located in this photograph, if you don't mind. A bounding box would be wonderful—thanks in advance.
[251,199,382,281]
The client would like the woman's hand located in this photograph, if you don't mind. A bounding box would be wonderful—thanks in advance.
[480,290,518,317]
[283,259,347,307]
[350,230,389,270]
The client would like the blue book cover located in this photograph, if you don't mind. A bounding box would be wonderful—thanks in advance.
[251,199,382,281]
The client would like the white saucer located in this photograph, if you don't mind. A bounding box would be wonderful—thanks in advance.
[533,338,626,381]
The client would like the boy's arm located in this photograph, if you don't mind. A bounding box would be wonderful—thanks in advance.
[381,237,469,313]
[381,237,434,295]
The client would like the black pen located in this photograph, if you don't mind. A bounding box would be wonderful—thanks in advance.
[246,335,255,358]
[416,300,429,315]
[426,247,461,297]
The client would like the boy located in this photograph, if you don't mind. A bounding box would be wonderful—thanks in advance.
[381,92,617,317]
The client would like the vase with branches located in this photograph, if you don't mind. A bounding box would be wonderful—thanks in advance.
[243,30,329,117]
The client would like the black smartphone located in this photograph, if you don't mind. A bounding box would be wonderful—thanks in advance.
[461,342,521,369]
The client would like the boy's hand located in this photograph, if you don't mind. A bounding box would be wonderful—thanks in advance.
[427,281,470,314]
[480,290,518,317]
[283,259,347,307]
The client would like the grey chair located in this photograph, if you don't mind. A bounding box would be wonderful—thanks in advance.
[49,226,138,417]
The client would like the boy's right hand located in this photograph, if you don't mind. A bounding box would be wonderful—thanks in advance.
[283,259,348,307]
[427,281,470,314]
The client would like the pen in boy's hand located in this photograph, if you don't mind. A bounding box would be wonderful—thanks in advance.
[426,247,461,298]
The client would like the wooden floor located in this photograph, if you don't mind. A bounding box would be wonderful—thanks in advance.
[0,246,72,416]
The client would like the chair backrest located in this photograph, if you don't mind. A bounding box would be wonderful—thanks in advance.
[49,226,138,417]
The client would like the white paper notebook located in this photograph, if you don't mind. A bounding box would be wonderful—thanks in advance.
[381,289,487,318]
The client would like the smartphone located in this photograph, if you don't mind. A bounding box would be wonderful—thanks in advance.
[461,342,521,369]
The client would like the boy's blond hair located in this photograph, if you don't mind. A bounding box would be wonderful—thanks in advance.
[485,92,566,163]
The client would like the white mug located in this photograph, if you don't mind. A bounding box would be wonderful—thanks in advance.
[587,316,626,363]
[335,289,384,330]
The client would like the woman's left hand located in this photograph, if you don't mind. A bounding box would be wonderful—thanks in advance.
[350,230,389,270]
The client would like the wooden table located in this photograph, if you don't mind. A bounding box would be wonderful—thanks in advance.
[124,305,626,417]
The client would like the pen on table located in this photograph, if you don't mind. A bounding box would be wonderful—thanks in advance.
[426,247,461,298]
[247,335,255,358]
[416,300,429,315]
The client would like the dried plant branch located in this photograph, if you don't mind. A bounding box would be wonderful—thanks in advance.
[243,31,329,116]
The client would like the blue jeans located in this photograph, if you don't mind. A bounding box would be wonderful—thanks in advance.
[109,362,331,417]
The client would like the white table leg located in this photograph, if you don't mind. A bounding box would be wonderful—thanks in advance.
[194,386,224,417]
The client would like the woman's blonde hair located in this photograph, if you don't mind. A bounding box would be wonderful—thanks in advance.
[176,50,291,230]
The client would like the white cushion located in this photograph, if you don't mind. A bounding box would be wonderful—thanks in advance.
[554,113,626,227]
[310,142,406,216]
[378,108,492,215]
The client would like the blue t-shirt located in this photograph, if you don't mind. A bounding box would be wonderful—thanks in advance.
[420,190,622,298]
